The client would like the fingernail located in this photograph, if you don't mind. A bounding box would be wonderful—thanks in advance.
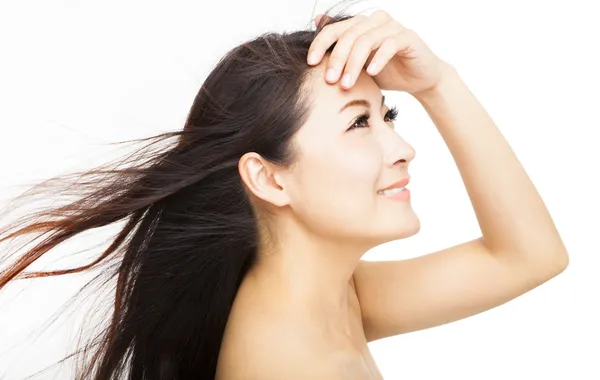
[341,73,352,87]
[367,62,377,75]
[326,68,338,82]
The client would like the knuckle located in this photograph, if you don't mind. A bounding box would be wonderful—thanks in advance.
[339,27,359,42]
[386,35,399,45]
[372,10,391,20]
[345,54,360,69]
[355,34,373,49]
[377,37,394,53]
[386,36,400,49]
[331,36,353,56]
[390,21,406,33]
[327,54,344,69]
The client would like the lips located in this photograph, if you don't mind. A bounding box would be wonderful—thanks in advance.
[379,177,410,191]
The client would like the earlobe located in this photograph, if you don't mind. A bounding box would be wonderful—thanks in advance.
[238,153,290,207]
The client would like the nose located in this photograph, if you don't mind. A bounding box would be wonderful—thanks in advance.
[384,132,415,167]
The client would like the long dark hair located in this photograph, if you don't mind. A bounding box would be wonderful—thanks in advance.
[0,4,361,380]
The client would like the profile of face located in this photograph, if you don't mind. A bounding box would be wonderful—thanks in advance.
[279,56,420,249]
[242,55,420,252]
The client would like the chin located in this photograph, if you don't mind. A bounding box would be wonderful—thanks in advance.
[387,215,421,241]
[363,220,420,248]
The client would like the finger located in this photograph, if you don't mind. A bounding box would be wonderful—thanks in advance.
[307,14,365,66]
[366,30,414,76]
[314,13,334,27]
[323,12,392,84]
[340,20,406,88]
[313,14,323,27]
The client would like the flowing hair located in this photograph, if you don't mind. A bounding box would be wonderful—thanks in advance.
[0,3,360,379]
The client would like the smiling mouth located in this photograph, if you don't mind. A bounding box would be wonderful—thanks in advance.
[377,186,410,201]
[377,186,406,195]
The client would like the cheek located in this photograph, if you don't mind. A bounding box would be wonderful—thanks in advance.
[306,146,382,203]
[298,150,383,236]
[288,145,385,236]
[331,147,381,187]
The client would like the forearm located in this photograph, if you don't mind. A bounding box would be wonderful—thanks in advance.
[412,65,568,267]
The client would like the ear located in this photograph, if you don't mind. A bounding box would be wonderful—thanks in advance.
[238,152,291,207]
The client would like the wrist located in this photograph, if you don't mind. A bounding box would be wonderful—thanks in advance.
[411,63,461,102]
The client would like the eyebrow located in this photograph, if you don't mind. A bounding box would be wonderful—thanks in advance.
[339,94,385,113]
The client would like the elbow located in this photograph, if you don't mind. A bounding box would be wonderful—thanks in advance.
[554,250,570,274]
[528,251,569,288]
[531,240,570,277]
[541,249,569,279]
[521,248,570,285]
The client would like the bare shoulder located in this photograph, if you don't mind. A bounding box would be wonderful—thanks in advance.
[215,279,371,379]
[215,274,372,379]
[216,311,353,380]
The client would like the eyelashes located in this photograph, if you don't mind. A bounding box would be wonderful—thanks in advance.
[348,105,399,131]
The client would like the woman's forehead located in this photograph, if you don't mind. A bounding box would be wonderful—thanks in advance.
[306,73,384,117]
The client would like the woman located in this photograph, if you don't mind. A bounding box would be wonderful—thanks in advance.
[0,6,569,380]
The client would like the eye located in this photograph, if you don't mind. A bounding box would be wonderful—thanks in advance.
[347,105,399,131]
[385,105,398,123]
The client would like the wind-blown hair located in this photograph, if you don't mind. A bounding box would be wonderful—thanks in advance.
[0,5,358,380]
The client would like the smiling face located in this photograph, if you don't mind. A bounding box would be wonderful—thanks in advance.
[279,57,420,248]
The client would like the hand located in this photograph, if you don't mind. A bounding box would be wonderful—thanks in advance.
[308,11,453,96]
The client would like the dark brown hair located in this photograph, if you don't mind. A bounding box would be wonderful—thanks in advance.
[0,2,361,379]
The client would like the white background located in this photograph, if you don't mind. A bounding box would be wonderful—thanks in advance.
[1,0,599,379]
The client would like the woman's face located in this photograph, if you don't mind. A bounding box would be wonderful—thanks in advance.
[282,58,420,247]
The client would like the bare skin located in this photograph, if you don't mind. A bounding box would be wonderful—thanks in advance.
[216,274,383,380]
[215,11,568,380]
[213,41,416,380]
[213,54,407,379]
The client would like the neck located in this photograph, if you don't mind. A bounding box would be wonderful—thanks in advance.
[246,219,372,333]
